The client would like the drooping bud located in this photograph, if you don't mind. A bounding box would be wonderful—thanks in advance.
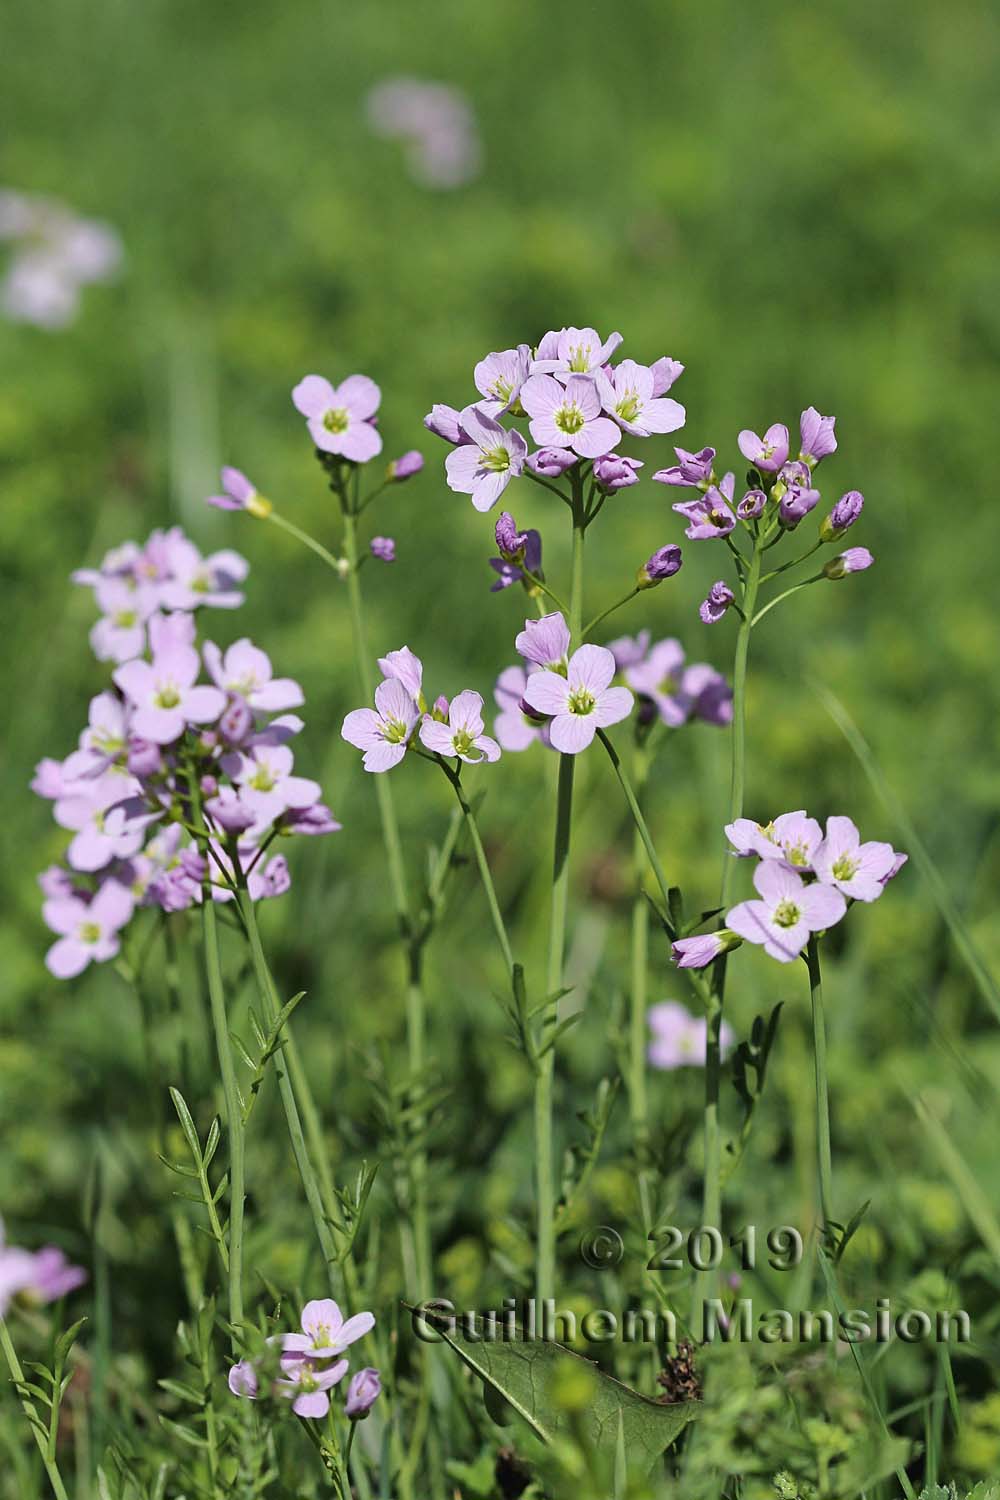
[637,544,683,588]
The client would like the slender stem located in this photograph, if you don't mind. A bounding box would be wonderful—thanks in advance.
[237,885,341,1288]
[536,484,586,1306]
[596,731,672,912]
[266,509,345,574]
[438,764,514,973]
[751,573,824,628]
[0,1319,71,1500]
[339,499,431,1300]
[521,571,570,617]
[629,744,651,1150]
[582,587,640,641]
[524,468,574,507]
[200,890,245,1341]
[806,936,834,1228]
[760,538,823,582]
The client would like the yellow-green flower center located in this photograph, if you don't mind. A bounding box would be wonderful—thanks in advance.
[323,407,350,434]
[113,608,138,628]
[832,854,858,881]
[155,686,181,709]
[568,688,596,715]
[491,378,513,402]
[481,444,511,473]
[555,403,586,435]
[453,729,475,756]
[615,390,642,423]
[79,921,101,944]
[567,343,592,372]
[249,766,276,792]
[784,841,811,867]
[383,717,410,745]
[773,900,801,929]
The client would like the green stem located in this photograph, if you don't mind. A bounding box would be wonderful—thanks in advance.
[629,745,651,1153]
[0,1319,71,1500]
[596,731,671,912]
[338,498,430,1299]
[760,538,823,582]
[536,485,586,1307]
[581,587,640,641]
[521,571,570,617]
[751,573,824,628]
[693,531,765,1328]
[236,885,341,1289]
[806,936,834,1228]
[438,764,514,973]
[266,509,345,574]
[202,890,245,1341]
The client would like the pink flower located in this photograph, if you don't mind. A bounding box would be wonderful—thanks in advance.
[378,646,424,702]
[283,1299,376,1358]
[89,578,158,664]
[233,745,321,823]
[474,345,532,416]
[444,405,527,512]
[53,771,150,872]
[493,665,547,752]
[203,639,304,714]
[597,359,685,438]
[799,406,837,466]
[672,473,736,539]
[522,644,633,754]
[726,811,823,872]
[515,612,570,669]
[292,374,383,463]
[155,534,249,611]
[531,326,623,379]
[647,1001,735,1069]
[114,644,227,744]
[276,1355,349,1419]
[418,690,501,764]
[207,466,269,516]
[345,1367,382,1419]
[812,816,903,902]
[519,373,622,459]
[342,678,420,772]
[43,879,134,978]
[726,862,846,963]
[737,423,789,473]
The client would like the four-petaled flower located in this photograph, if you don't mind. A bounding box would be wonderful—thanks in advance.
[282,1299,376,1359]
[597,359,685,437]
[532,325,623,378]
[276,1354,350,1419]
[522,644,633,754]
[737,423,789,473]
[474,345,531,416]
[812,816,903,902]
[444,405,527,512]
[341,678,421,772]
[519,374,622,458]
[204,639,304,713]
[647,1001,735,1070]
[292,374,383,462]
[43,880,134,978]
[114,644,227,744]
[418,690,501,763]
[726,861,846,963]
[672,473,736,538]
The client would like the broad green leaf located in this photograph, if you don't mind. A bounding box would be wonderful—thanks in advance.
[421,1312,697,1475]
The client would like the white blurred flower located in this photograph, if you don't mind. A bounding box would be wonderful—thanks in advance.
[365,78,482,189]
[0,188,123,329]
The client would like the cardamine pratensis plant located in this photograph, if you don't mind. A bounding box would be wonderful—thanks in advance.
[11,326,915,1500]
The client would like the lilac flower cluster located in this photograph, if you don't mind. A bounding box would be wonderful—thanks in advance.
[656,407,875,609]
[34,530,339,978]
[0,189,123,330]
[492,619,732,754]
[672,812,906,968]
[229,1298,380,1421]
[0,1218,86,1316]
[425,327,684,514]
[342,647,499,773]
[647,1002,735,1071]
[365,77,482,190]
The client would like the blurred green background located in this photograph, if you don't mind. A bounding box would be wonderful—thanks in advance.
[3,0,1000,1480]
